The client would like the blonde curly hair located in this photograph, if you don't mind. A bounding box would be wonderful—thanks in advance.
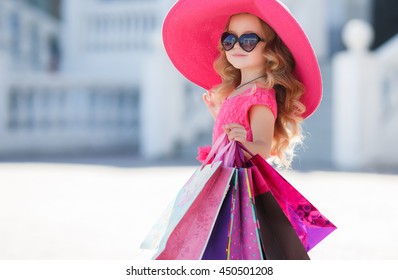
[212,14,306,168]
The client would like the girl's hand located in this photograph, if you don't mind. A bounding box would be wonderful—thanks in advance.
[202,91,218,119]
[223,123,247,144]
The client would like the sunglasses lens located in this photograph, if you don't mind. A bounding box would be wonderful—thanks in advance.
[221,33,236,51]
[239,34,260,52]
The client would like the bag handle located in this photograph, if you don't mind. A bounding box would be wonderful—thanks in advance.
[236,141,254,157]
[202,133,229,167]
[202,133,256,168]
[233,142,255,168]
[213,139,234,165]
[215,140,255,168]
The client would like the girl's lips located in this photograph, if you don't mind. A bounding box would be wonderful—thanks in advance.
[231,54,246,57]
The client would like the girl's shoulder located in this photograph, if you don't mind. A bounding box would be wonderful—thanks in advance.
[249,83,276,97]
[246,84,278,118]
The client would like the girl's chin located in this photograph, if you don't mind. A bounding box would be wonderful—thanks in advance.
[229,61,246,70]
[229,60,266,72]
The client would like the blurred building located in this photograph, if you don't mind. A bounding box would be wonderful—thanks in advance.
[0,0,209,159]
[0,0,397,170]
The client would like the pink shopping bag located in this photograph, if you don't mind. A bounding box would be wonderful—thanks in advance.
[249,155,337,252]
[154,162,234,260]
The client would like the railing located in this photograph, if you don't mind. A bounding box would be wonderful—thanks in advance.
[0,75,140,156]
[332,19,398,170]
[83,3,159,52]
[61,0,162,80]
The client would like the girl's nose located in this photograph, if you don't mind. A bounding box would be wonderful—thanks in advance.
[233,41,242,50]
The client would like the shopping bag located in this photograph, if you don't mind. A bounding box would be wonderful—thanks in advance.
[146,133,236,260]
[222,141,304,260]
[151,161,234,260]
[220,139,335,259]
[201,175,234,260]
[142,133,335,260]
[227,167,264,260]
[139,160,224,252]
[140,133,231,257]
[249,155,337,252]
[202,139,264,260]
[250,165,311,259]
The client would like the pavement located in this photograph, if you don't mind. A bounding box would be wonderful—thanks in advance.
[0,154,398,260]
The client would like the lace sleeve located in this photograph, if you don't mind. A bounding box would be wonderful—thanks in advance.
[247,87,277,119]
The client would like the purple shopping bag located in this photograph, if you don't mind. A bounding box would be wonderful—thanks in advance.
[227,167,264,260]
[201,175,234,260]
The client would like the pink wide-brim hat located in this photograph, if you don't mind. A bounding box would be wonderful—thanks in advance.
[162,0,322,119]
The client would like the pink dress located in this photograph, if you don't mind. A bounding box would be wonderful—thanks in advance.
[197,84,277,165]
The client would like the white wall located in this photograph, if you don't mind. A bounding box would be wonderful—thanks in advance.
[282,0,329,60]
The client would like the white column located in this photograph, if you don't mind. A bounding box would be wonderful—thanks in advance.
[140,30,185,159]
[0,51,9,140]
[19,10,32,72]
[332,19,381,170]
[376,35,398,165]
[60,0,88,73]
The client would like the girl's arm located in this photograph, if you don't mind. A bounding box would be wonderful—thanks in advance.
[202,91,218,119]
[224,105,274,159]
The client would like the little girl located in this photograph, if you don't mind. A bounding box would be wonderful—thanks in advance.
[154,0,335,260]
[199,12,305,168]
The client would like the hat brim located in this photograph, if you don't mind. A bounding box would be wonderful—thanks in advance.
[162,0,322,119]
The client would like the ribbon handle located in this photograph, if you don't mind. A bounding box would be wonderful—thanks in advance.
[203,133,256,168]
[201,133,229,167]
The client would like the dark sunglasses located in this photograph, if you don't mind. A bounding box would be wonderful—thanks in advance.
[221,32,265,52]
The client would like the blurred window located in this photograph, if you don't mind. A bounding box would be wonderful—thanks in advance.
[24,0,61,19]
[9,12,20,58]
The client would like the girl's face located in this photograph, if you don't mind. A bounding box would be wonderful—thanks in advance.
[225,14,267,74]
